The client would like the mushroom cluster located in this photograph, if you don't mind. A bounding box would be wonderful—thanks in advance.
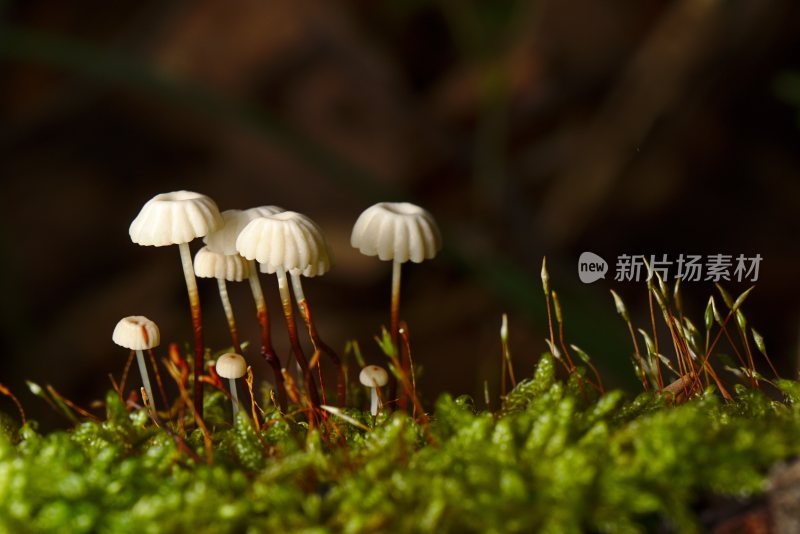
[118,191,440,420]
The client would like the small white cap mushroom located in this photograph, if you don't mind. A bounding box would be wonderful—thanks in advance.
[194,246,250,282]
[359,365,389,388]
[129,191,223,247]
[359,365,389,416]
[112,316,160,350]
[204,206,285,256]
[216,353,247,420]
[237,211,332,277]
[113,316,159,408]
[350,202,441,263]
[215,353,247,380]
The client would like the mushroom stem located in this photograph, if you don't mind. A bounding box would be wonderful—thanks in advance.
[389,260,402,407]
[391,260,402,343]
[276,267,320,407]
[247,261,288,412]
[135,349,155,411]
[290,272,346,407]
[216,278,242,355]
[229,378,239,420]
[370,387,381,416]
[247,261,273,351]
[178,241,205,417]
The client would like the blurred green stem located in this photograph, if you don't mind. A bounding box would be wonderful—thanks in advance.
[0,25,385,201]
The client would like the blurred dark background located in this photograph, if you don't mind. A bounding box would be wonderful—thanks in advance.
[2,0,800,428]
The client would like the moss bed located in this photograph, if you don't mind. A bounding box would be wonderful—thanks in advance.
[1,351,799,533]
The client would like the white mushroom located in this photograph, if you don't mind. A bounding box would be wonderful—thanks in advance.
[113,316,160,410]
[204,206,284,256]
[359,365,389,416]
[351,202,441,407]
[256,212,344,407]
[203,206,288,412]
[194,246,250,355]
[237,212,326,407]
[129,191,223,416]
[215,353,247,420]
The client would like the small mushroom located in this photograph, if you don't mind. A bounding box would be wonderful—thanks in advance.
[351,202,441,407]
[205,206,284,256]
[215,353,247,420]
[129,191,223,417]
[256,212,345,407]
[204,206,288,412]
[237,212,326,408]
[112,316,160,409]
[193,246,250,355]
[359,365,389,416]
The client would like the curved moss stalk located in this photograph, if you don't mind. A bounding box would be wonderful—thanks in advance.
[290,272,345,407]
[247,261,288,412]
[275,266,320,408]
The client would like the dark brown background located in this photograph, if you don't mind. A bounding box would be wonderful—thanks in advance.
[1,0,800,427]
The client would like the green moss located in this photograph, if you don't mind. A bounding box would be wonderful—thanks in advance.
[1,354,798,533]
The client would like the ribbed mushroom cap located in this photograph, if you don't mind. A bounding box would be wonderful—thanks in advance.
[194,246,250,282]
[237,211,332,277]
[204,206,284,256]
[215,353,247,379]
[350,202,441,263]
[359,365,389,388]
[113,316,160,351]
[129,191,222,247]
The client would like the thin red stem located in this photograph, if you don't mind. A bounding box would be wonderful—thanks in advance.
[179,242,204,418]
[300,299,346,407]
[277,269,320,408]
[249,268,288,412]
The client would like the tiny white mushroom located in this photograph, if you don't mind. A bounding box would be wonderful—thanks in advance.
[129,191,223,416]
[255,212,344,407]
[237,211,325,407]
[350,203,441,338]
[194,246,250,354]
[204,206,288,412]
[359,365,389,416]
[206,208,284,350]
[204,206,284,256]
[113,316,160,409]
[215,352,247,420]
[351,202,441,407]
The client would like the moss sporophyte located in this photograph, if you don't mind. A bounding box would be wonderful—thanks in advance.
[0,191,797,533]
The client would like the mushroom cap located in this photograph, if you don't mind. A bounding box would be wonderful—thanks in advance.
[129,191,223,247]
[113,316,160,351]
[359,365,389,388]
[194,246,250,282]
[237,211,332,277]
[204,206,284,256]
[215,353,247,379]
[350,202,441,263]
